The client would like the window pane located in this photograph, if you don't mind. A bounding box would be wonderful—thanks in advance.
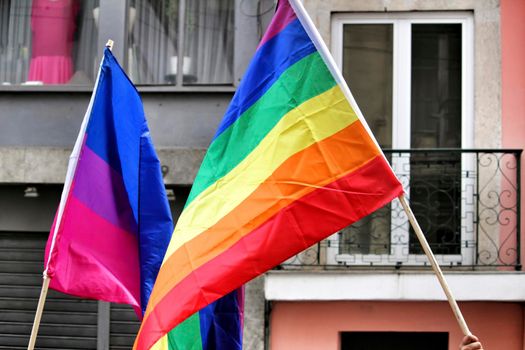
[409,24,462,255]
[411,24,461,148]
[339,204,391,255]
[128,0,178,85]
[339,24,393,255]
[342,24,393,148]
[0,0,99,85]
[128,0,234,86]
[184,0,234,85]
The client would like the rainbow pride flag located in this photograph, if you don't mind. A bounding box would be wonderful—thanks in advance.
[134,0,403,348]
[44,48,173,317]
[154,288,244,350]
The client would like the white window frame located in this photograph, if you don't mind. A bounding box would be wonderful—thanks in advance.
[326,12,475,266]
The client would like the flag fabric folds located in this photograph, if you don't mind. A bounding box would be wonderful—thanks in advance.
[44,48,173,317]
[134,0,404,348]
[153,287,244,350]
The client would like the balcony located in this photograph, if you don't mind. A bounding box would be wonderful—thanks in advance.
[279,149,522,271]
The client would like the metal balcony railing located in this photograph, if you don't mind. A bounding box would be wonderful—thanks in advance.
[279,149,522,270]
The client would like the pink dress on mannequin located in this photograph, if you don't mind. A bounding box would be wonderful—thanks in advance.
[29,0,78,84]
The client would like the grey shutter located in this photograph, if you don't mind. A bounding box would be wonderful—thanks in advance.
[109,304,140,349]
[0,231,98,350]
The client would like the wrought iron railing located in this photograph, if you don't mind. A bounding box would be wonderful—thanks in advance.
[279,149,522,270]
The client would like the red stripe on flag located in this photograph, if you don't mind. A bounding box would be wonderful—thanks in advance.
[134,155,402,349]
[147,120,379,307]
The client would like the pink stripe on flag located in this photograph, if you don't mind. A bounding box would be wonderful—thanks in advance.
[258,0,297,49]
[73,144,137,235]
[47,191,141,308]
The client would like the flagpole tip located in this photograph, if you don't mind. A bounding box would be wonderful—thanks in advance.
[105,39,114,51]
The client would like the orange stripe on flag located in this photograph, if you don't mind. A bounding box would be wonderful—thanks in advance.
[134,155,402,350]
[146,119,379,313]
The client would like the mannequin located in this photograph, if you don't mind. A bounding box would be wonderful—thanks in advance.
[28,0,79,84]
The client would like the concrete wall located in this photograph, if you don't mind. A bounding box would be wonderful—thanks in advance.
[269,301,524,350]
[0,0,277,186]
[243,276,266,350]
[0,92,233,185]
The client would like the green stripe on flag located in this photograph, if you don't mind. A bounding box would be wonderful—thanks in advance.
[186,51,336,206]
[167,313,203,350]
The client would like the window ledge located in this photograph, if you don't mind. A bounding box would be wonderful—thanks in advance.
[265,270,525,301]
[0,85,237,93]
[137,85,236,93]
[0,85,95,93]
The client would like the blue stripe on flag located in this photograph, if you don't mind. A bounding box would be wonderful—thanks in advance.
[212,18,316,140]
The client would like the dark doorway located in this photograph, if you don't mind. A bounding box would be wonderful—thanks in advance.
[341,331,448,350]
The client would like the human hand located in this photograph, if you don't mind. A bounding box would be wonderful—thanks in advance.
[459,334,483,350]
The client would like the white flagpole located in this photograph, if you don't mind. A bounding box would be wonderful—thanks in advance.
[27,41,113,350]
[288,0,471,336]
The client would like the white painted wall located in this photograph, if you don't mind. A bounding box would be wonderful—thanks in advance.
[265,271,525,301]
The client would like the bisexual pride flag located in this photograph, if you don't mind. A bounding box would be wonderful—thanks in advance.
[44,48,173,317]
[134,0,404,348]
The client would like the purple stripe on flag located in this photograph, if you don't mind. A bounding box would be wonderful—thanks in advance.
[73,142,137,235]
[257,0,297,48]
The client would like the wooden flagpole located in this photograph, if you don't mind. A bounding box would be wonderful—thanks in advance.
[288,0,472,337]
[399,194,471,336]
[27,274,50,350]
[27,39,115,350]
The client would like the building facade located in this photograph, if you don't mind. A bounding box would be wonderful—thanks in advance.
[0,0,524,349]
[0,0,272,348]
[265,0,525,349]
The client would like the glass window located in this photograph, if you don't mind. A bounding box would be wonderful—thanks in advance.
[329,13,474,266]
[0,0,235,88]
[0,0,99,86]
[128,0,234,86]
[184,0,234,84]
[339,23,393,256]
[409,24,462,255]
[411,24,462,149]
[342,24,393,148]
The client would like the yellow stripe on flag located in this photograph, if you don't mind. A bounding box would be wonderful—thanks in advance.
[149,335,168,350]
[162,85,358,261]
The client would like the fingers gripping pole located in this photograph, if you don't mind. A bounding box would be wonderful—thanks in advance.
[398,194,471,336]
[27,274,51,350]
